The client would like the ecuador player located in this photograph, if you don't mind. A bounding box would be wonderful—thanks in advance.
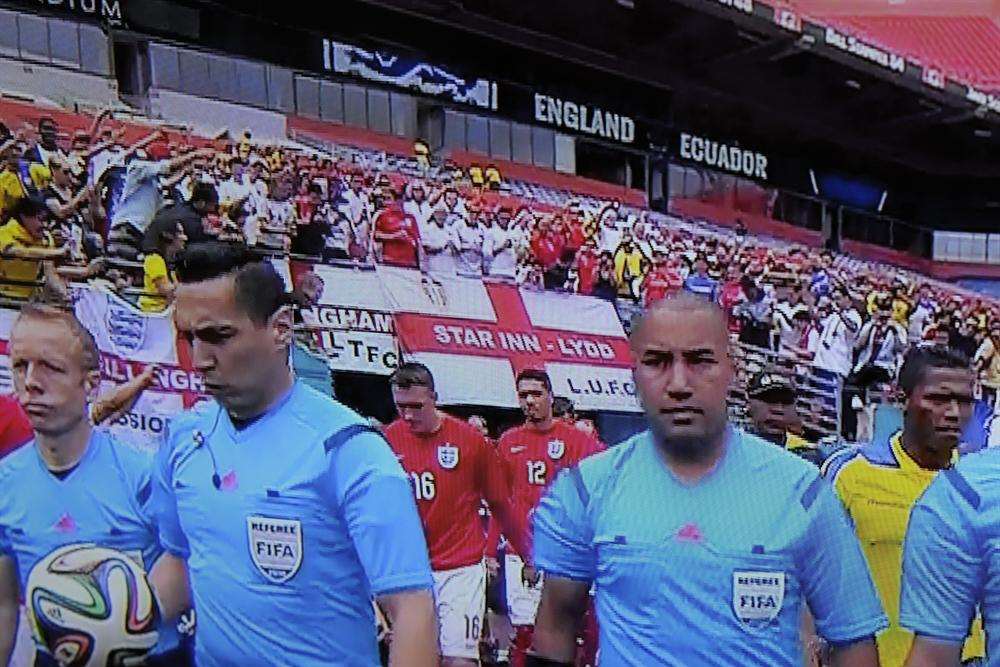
[0,303,185,665]
[148,243,437,666]
[529,294,885,666]
[823,346,984,667]
[497,368,604,667]
[385,362,530,665]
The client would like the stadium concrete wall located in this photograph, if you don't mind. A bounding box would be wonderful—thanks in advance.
[148,88,287,141]
[0,59,118,109]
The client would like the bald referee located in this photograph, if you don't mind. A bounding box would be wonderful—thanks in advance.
[528,294,887,666]
[148,243,437,666]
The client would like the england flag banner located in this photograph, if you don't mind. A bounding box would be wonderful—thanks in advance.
[289,261,400,375]
[379,266,641,412]
[74,285,207,452]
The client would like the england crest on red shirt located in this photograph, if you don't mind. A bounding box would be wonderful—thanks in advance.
[547,439,565,460]
[437,444,459,469]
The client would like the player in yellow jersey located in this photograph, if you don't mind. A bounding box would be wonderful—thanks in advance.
[823,346,985,667]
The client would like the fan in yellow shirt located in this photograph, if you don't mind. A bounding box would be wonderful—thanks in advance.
[0,197,65,299]
[0,167,26,219]
[823,346,985,667]
[138,221,187,312]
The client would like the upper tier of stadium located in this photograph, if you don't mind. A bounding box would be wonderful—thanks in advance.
[782,0,1000,90]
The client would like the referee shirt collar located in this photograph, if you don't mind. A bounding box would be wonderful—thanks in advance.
[648,425,739,488]
[220,380,300,441]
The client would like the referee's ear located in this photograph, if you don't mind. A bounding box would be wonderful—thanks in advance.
[84,368,101,402]
[270,305,294,350]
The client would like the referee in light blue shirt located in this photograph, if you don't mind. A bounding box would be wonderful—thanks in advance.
[148,243,437,666]
[900,448,1000,666]
[528,293,887,667]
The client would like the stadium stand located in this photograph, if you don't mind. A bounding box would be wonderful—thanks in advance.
[1,88,997,454]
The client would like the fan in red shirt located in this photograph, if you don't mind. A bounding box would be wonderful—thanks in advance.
[572,239,601,296]
[497,369,603,667]
[718,267,749,334]
[0,394,32,459]
[641,253,684,307]
[373,189,421,268]
[530,218,566,271]
[562,211,587,255]
[384,363,530,666]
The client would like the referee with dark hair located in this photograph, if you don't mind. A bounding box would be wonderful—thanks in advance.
[149,242,437,666]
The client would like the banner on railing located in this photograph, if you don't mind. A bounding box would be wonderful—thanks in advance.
[74,286,205,452]
[321,38,498,111]
[289,261,399,375]
[379,266,642,412]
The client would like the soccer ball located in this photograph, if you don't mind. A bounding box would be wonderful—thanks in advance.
[25,543,160,667]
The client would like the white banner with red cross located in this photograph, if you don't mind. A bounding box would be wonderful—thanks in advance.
[378,266,641,412]
[73,286,207,452]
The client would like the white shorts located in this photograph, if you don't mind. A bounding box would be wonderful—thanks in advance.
[504,553,543,627]
[433,561,486,659]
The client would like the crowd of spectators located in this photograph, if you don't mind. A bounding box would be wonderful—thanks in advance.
[1,108,999,445]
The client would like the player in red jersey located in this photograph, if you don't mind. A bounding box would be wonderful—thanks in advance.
[497,369,603,667]
[384,363,530,666]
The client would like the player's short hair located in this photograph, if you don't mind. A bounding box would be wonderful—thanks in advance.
[14,301,99,372]
[898,345,970,397]
[390,362,435,391]
[176,242,288,325]
[516,368,552,393]
[552,396,575,418]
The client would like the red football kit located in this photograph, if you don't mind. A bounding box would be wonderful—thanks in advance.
[496,420,604,558]
[384,414,529,571]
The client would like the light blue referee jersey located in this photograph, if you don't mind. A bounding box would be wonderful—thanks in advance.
[900,447,1000,664]
[0,429,180,656]
[151,381,433,666]
[533,427,887,666]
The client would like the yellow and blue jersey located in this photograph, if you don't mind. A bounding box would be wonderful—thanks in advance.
[823,432,985,667]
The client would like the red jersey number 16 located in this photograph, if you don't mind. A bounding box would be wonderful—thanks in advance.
[410,471,436,501]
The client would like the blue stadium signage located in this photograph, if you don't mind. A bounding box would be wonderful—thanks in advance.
[321,38,498,111]
[711,0,753,15]
[966,86,1000,115]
